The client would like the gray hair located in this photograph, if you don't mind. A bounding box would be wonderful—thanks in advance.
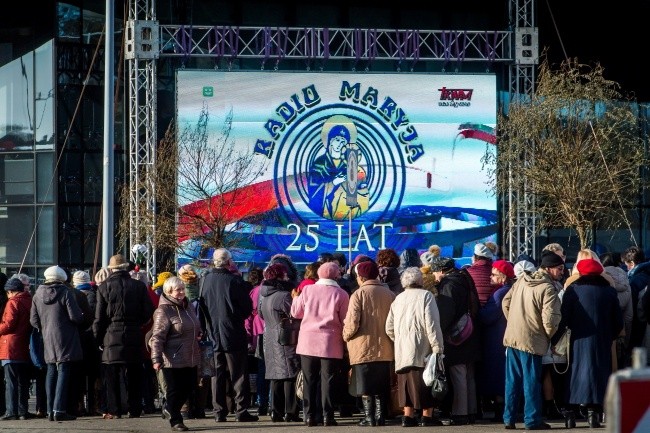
[162,276,184,295]
[12,273,30,285]
[400,266,423,288]
[213,248,232,268]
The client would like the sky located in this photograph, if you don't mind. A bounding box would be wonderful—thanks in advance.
[537,0,648,101]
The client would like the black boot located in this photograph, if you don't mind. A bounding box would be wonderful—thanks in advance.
[492,402,504,423]
[543,400,563,420]
[588,410,601,428]
[358,396,375,426]
[564,410,576,429]
[374,395,385,426]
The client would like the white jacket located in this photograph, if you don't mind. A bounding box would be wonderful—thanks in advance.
[385,288,444,372]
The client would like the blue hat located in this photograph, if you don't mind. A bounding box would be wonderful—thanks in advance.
[4,278,23,292]
[327,125,350,144]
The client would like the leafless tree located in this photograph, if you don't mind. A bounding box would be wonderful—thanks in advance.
[119,104,269,267]
[484,55,648,249]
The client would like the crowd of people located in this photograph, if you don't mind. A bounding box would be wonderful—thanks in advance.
[0,242,648,431]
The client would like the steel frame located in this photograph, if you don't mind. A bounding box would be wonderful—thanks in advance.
[158,25,513,66]
[126,0,537,276]
[126,0,158,277]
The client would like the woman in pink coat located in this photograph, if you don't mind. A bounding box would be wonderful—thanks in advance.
[290,262,349,427]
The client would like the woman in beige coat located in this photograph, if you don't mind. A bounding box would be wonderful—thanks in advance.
[343,261,395,426]
[386,267,444,427]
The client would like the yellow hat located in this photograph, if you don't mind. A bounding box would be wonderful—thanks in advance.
[153,271,173,289]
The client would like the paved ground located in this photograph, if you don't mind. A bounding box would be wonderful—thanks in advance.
[0,410,574,433]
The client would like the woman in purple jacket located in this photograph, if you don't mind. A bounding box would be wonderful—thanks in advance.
[290,262,349,427]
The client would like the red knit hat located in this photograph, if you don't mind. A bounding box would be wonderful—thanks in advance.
[356,261,379,279]
[576,258,604,276]
[492,259,515,279]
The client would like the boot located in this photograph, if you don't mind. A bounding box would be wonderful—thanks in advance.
[564,410,576,429]
[358,396,375,426]
[401,415,418,427]
[587,410,601,428]
[543,400,563,420]
[374,395,385,426]
[492,402,504,423]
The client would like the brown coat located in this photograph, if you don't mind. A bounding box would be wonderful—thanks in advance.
[343,279,395,365]
[149,293,200,368]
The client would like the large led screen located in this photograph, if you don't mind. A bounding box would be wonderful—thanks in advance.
[176,71,497,265]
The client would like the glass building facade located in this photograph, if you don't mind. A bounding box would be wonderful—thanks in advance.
[0,1,121,281]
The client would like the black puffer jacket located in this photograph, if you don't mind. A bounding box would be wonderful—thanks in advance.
[149,293,200,368]
[93,270,154,364]
[259,280,300,380]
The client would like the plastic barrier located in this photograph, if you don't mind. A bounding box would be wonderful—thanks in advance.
[605,348,650,433]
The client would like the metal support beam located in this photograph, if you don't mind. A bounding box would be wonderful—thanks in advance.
[127,0,158,280]
[506,0,538,260]
[157,25,513,65]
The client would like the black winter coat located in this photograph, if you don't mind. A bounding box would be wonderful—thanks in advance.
[437,269,481,366]
[199,268,252,352]
[259,280,300,380]
[93,270,154,364]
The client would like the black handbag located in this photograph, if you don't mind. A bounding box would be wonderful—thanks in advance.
[431,355,449,401]
[277,317,301,346]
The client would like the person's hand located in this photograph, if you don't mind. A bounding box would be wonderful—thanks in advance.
[153,362,162,371]
[291,289,300,298]
[333,175,345,186]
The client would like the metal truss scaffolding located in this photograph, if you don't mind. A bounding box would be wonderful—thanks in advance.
[126,0,159,277]
[126,0,537,275]
[507,0,538,260]
[157,26,514,66]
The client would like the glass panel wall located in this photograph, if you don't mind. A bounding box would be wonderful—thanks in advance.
[0,39,55,279]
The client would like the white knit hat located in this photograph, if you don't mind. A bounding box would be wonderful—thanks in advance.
[44,266,67,283]
[474,243,494,260]
[72,270,91,287]
[513,260,536,278]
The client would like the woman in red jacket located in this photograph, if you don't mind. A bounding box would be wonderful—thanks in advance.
[0,278,34,420]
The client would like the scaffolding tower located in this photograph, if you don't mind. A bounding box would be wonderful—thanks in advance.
[125,0,538,277]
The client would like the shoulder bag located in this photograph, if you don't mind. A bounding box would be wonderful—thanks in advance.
[30,328,46,369]
[445,312,474,346]
[295,370,304,400]
[278,316,301,346]
[551,326,571,374]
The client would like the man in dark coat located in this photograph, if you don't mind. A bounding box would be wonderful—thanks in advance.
[199,248,257,422]
[93,254,154,418]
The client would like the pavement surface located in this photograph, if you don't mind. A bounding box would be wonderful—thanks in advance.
[0,409,574,433]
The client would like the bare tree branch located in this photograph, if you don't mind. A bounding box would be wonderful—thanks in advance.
[492,54,648,249]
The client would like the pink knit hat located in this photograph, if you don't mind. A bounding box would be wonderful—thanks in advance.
[317,262,340,280]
